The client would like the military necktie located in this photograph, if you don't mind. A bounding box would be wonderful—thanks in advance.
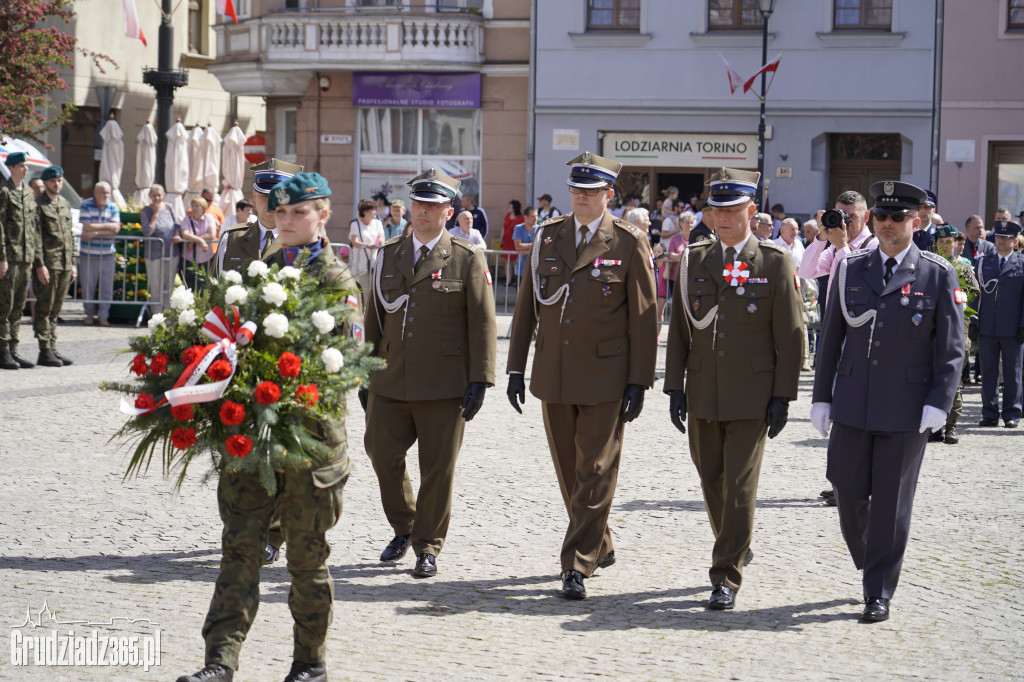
[883,256,897,285]
[724,245,736,265]
[576,225,589,260]
[1000,256,1006,271]
[414,245,430,273]
[263,231,275,254]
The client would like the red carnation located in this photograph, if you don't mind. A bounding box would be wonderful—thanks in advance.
[171,427,198,450]
[150,352,169,375]
[255,381,281,404]
[277,352,302,378]
[226,435,252,458]
[131,353,148,376]
[182,344,205,366]
[171,403,194,421]
[219,401,246,426]
[208,359,232,382]
[134,393,156,412]
[295,384,319,408]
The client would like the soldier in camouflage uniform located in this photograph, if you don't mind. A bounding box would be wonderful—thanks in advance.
[32,166,78,368]
[0,152,40,370]
[928,224,980,444]
[179,174,362,682]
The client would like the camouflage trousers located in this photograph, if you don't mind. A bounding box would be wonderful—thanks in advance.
[946,348,969,428]
[32,268,73,349]
[202,457,350,671]
[0,262,31,352]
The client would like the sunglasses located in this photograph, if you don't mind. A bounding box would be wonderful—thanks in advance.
[871,210,911,223]
[568,186,608,197]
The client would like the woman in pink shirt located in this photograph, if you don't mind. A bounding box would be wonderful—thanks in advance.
[180,197,218,287]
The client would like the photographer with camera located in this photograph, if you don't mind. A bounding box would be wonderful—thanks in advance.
[797,190,877,286]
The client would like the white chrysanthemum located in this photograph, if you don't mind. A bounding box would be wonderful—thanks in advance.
[311,310,336,334]
[147,313,166,331]
[263,313,289,338]
[261,282,288,307]
[225,285,249,305]
[178,309,197,326]
[222,270,243,284]
[247,260,270,278]
[169,285,195,311]
[321,348,344,373]
[278,265,302,281]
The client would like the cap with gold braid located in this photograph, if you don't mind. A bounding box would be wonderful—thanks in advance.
[566,151,621,189]
[705,167,760,207]
[408,168,460,204]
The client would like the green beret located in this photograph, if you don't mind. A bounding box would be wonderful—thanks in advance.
[4,151,27,167]
[934,225,958,240]
[40,165,63,181]
[268,172,332,211]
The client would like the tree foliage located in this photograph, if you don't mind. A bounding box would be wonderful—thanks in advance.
[0,0,117,145]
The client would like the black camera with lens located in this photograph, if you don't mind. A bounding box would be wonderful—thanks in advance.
[821,208,849,230]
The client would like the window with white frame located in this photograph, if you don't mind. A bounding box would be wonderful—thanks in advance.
[833,0,893,30]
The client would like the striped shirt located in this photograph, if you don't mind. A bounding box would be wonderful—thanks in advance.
[79,198,120,256]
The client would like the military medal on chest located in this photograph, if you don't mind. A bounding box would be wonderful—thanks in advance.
[592,258,621,279]
[432,268,443,289]
[723,259,750,295]
[900,283,910,306]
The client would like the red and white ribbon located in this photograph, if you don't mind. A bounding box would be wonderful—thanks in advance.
[723,260,749,286]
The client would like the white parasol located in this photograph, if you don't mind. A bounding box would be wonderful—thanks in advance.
[185,124,205,208]
[132,121,157,206]
[164,119,189,221]
[219,123,246,218]
[98,118,127,209]
[201,124,222,212]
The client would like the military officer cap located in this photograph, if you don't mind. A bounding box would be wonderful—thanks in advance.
[934,224,958,240]
[250,158,303,195]
[4,151,27,167]
[566,151,621,189]
[705,167,760,207]
[408,167,460,204]
[869,180,927,212]
[920,189,937,208]
[991,220,1022,238]
[40,165,63,181]
[267,172,332,211]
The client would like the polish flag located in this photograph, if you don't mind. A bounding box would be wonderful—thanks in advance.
[123,0,147,46]
[717,52,744,94]
[742,54,782,94]
[217,0,238,24]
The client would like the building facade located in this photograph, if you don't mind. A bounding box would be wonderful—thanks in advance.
[41,0,266,204]
[533,0,937,220]
[210,0,531,242]
[937,0,1024,227]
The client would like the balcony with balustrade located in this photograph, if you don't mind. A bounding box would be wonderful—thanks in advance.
[211,11,485,96]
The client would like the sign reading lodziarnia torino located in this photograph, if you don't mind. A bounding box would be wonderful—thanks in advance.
[602,132,758,169]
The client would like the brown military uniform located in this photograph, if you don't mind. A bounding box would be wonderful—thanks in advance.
[664,236,803,591]
[212,221,265,277]
[506,210,658,576]
[364,228,497,557]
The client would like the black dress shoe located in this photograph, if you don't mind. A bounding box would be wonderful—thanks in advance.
[707,585,735,610]
[53,349,73,366]
[379,534,410,562]
[176,663,234,682]
[979,418,1000,427]
[1005,419,1020,428]
[561,570,586,600]
[283,661,327,682]
[862,596,890,622]
[927,428,944,443]
[944,426,959,444]
[413,552,437,578]
[825,495,837,507]
[596,550,616,569]
[265,544,280,565]
[11,350,35,368]
[743,549,754,566]
[820,488,835,498]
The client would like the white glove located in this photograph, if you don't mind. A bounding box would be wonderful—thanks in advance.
[810,403,832,438]
[919,405,947,434]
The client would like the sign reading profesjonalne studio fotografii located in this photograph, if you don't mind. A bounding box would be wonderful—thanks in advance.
[353,72,481,109]
[603,132,758,169]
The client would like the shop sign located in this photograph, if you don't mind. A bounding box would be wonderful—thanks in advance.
[602,132,758,169]
[353,72,481,109]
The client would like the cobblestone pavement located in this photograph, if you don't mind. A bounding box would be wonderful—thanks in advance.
[0,307,1021,681]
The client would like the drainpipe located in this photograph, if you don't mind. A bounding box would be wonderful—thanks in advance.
[525,0,537,203]
[929,0,944,191]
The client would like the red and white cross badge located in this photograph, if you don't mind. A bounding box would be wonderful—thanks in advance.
[723,260,749,286]
[954,288,966,304]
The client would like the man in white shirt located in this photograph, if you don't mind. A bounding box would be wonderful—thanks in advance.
[773,218,805,268]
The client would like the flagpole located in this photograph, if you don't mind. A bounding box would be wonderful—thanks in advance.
[755,0,776,209]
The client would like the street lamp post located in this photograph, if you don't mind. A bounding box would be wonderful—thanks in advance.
[755,0,776,210]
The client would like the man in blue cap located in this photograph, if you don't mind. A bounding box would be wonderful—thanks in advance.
[213,158,302,277]
[812,180,964,622]
[32,166,78,367]
[971,219,1024,428]
[0,151,41,370]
